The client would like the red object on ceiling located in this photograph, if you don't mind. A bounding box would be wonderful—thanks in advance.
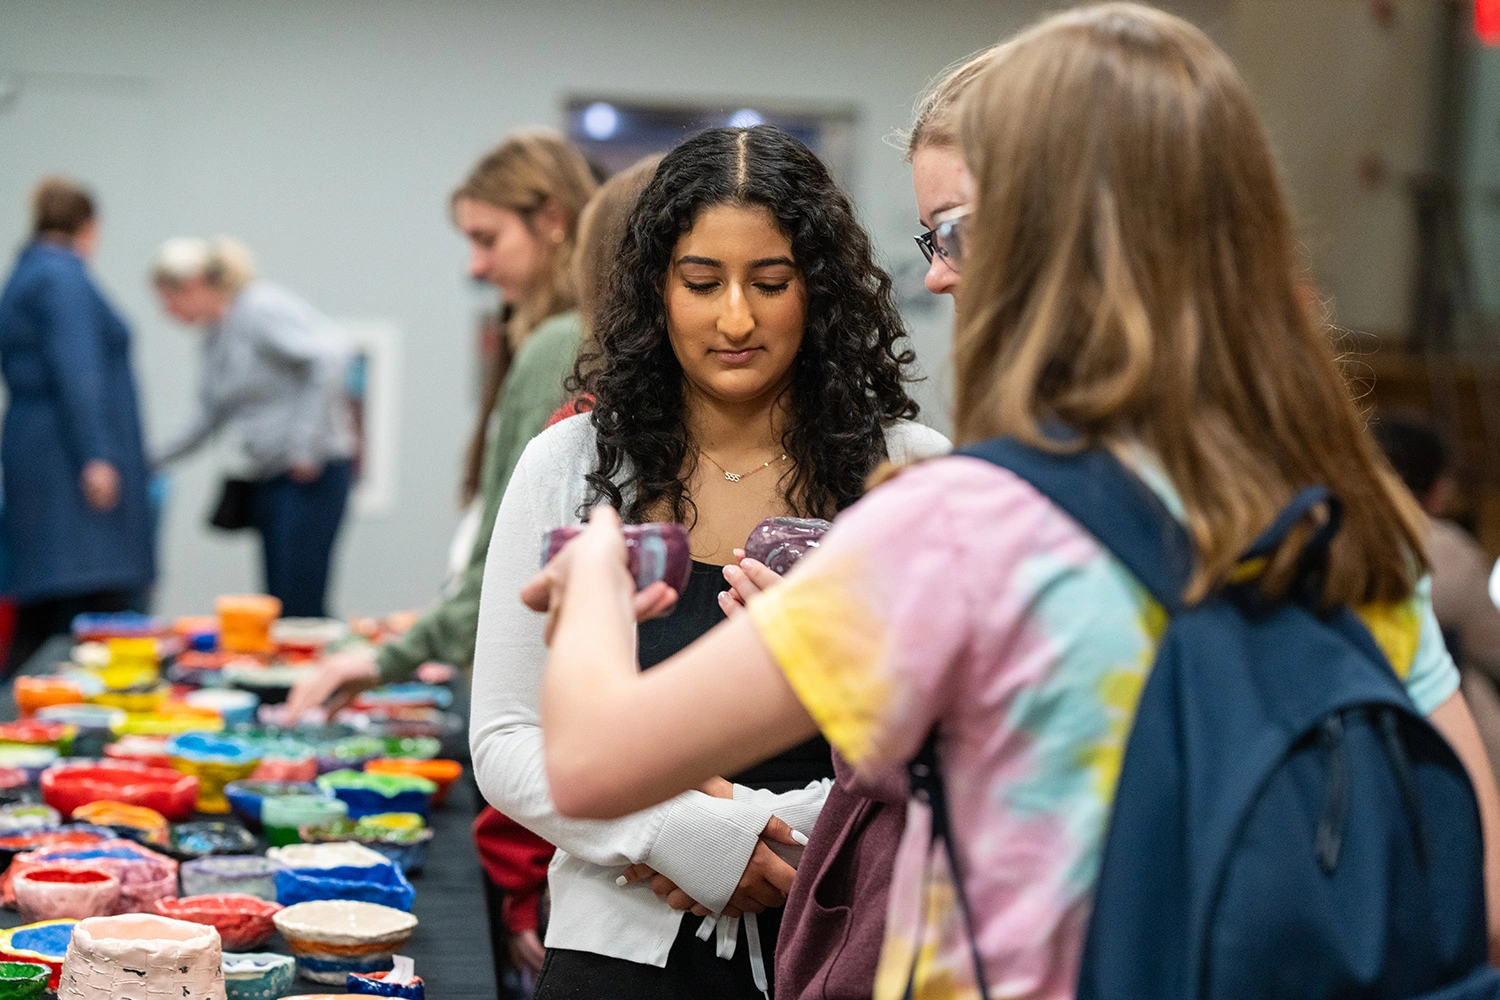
[1479,0,1500,46]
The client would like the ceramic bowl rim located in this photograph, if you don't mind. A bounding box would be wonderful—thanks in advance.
[272,899,417,941]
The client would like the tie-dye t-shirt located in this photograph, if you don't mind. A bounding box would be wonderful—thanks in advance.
[746,455,1459,1000]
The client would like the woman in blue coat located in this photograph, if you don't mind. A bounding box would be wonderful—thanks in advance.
[0,177,155,675]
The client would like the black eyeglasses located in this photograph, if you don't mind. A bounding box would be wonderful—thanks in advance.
[913,205,973,272]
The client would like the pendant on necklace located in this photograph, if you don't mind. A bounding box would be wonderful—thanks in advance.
[724,471,742,483]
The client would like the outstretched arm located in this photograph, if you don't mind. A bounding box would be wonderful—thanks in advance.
[530,506,817,820]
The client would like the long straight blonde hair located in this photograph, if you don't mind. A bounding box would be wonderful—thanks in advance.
[953,2,1426,606]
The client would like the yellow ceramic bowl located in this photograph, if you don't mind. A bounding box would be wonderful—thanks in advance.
[91,685,168,714]
[171,757,262,814]
[112,713,224,738]
[85,662,160,691]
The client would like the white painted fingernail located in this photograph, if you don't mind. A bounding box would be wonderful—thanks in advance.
[791,830,809,846]
[616,875,629,886]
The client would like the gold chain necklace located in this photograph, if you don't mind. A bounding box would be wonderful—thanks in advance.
[699,449,789,484]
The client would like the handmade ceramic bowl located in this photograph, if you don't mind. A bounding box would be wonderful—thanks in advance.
[71,612,165,643]
[101,735,173,769]
[297,820,432,875]
[0,721,75,755]
[185,690,260,729]
[69,801,170,848]
[0,825,115,870]
[270,618,348,660]
[262,794,347,847]
[364,759,461,806]
[41,761,199,821]
[155,894,282,951]
[217,594,282,655]
[0,961,50,1000]
[378,736,441,760]
[0,747,58,785]
[223,780,322,831]
[166,734,262,814]
[7,839,177,914]
[36,704,123,735]
[14,678,85,720]
[248,755,317,782]
[168,821,258,860]
[13,866,119,922]
[113,705,224,738]
[314,737,387,774]
[224,664,307,706]
[298,817,432,875]
[347,969,425,998]
[0,806,59,834]
[59,914,225,999]
[222,951,296,1000]
[0,920,76,989]
[273,899,417,984]
[316,771,435,820]
[180,855,278,902]
[91,682,168,714]
[265,841,389,871]
[274,859,414,911]
[350,684,453,712]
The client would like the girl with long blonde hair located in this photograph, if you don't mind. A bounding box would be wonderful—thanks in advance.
[522,5,1500,998]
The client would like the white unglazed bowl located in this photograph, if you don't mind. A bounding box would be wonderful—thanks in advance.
[273,900,417,985]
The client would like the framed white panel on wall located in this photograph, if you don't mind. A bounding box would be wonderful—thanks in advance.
[338,319,402,518]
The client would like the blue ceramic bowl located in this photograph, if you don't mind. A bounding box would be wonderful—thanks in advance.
[223,951,296,1000]
[224,780,322,831]
[348,970,425,998]
[164,732,258,764]
[274,861,415,911]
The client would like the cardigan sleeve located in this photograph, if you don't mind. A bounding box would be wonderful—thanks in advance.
[468,427,827,914]
[375,314,580,682]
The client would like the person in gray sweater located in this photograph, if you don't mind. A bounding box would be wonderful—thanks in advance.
[152,236,353,617]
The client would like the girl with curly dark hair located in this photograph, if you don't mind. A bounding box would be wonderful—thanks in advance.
[470,125,948,1000]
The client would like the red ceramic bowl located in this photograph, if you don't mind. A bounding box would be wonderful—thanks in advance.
[40,762,199,822]
[155,893,282,951]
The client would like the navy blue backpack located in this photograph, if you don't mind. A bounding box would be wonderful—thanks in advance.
[907,437,1500,1000]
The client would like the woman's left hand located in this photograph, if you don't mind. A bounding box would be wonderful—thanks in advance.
[718,550,782,618]
[521,505,677,642]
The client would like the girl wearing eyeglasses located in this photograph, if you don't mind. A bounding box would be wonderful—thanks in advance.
[526,5,1500,999]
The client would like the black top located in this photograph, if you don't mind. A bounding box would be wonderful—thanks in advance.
[638,560,834,793]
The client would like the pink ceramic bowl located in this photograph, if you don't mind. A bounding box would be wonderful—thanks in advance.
[13,867,119,922]
[154,893,282,951]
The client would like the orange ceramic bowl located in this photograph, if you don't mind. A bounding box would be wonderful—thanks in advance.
[14,679,84,720]
[364,759,462,806]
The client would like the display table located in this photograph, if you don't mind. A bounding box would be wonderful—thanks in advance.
[0,635,498,998]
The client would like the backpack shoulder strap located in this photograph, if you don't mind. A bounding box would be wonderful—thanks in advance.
[954,438,1193,610]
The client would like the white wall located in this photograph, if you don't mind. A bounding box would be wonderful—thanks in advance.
[12,0,1414,620]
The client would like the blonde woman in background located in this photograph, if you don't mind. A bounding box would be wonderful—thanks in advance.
[152,237,353,617]
[283,129,597,718]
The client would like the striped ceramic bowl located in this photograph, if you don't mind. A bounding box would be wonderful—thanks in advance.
[272,900,416,984]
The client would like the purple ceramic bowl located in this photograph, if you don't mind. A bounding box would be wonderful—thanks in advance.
[542,522,691,594]
[744,517,832,576]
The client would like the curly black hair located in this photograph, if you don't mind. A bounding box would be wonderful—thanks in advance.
[578,125,920,524]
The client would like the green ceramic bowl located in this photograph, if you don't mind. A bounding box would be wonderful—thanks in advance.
[0,961,50,1000]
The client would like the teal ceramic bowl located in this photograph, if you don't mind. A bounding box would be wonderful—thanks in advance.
[223,951,296,1000]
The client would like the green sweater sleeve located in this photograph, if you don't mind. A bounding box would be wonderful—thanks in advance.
[376,311,582,682]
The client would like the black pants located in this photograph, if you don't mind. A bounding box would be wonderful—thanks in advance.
[249,460,352,618]
[534,907,782,1000]
[4,589,132,679]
